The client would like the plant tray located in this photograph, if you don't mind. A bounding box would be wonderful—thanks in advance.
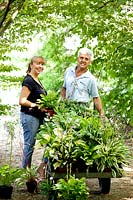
[49,159,123,179]
[51,171,122,179]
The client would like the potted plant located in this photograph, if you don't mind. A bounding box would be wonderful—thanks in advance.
[40,176,89,200]
[53,176,89,200]
[22,166,38,193]
[37,90,59,117]
[0,165,22,199]
[37,101,130,194]
[40,179,57,200]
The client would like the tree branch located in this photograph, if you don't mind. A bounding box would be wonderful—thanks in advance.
[0,0,13,28]
[0,0,26,36]
[95,0,115,11]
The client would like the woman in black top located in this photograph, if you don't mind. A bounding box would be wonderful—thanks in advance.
[19,56,47,172]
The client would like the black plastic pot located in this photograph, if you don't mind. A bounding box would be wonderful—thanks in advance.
[98,178,111,194]
[0,185,13,199]
[26,179,37,193]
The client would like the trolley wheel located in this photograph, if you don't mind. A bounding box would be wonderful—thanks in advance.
[98,178,111,194]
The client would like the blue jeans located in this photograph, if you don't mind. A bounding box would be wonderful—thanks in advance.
[20,112,40,168]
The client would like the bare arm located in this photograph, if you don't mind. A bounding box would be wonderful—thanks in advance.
[61,87,66,99]
[19,86,37,108]
[93,96,104,116]
[19,86,47,112]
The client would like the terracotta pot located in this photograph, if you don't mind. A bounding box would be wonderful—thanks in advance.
[103,167,112,172]
[0,185,13,199]
[57,166,67,173]
[26,179,37,193]
[47,109,55,117]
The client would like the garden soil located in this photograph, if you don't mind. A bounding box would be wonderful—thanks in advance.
[0,115,133,200]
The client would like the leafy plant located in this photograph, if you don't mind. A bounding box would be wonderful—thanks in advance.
[21,166,38,182]
[37,110,88,170]
[37,101,130,177]
[0,104,12,115]
[15,166,38,190]
[40,179,54,196]
[53,176,89,200]
[6,120,17,165]
[0,165,22,186]
[77,117,130,176]
[93,139,130,177]
[37,90,59,109]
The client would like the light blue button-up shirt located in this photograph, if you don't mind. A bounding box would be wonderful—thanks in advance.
[63,66,99,103]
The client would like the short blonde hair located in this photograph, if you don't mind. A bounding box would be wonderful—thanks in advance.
[78,48,94,61]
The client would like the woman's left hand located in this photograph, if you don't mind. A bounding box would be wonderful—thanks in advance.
[40,108,47,112]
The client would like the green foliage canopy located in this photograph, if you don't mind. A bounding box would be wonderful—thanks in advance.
[0,0,132,125]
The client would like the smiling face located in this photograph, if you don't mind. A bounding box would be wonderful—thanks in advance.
[77,53,91,70]
[30,57,45,75]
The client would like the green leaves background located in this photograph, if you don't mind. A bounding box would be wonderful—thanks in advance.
[0,0,132,126]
